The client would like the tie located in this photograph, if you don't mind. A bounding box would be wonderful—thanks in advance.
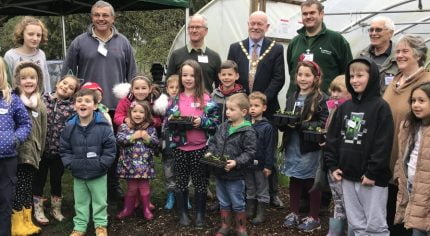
[249,44,259,92]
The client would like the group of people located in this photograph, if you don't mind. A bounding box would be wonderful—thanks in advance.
[0,0,430,236]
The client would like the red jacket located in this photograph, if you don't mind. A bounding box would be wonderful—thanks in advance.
[113,96,162,128]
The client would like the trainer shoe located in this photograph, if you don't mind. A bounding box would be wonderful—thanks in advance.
[297,216,321,232]
[282,212,299,228]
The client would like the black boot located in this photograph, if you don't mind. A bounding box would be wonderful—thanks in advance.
[176,191,191,226]
[245,199,257,219]
[251,202,267,225]
[194,192,206,228]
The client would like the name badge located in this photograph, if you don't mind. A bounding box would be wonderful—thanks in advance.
[98,42,108,57]
[347,120,357,128]
[303,53,314,61]
[385,75,394,85]
[198,55,208,63]
[0,108,7,114]
[32,111,39,118]
[87,152,97,158]
[191,102,200,108]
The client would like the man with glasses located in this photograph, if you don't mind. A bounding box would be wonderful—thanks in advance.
[287,0,352,95]
[61,0,137,201]
[167,14,221,93]
[357,16,398,92]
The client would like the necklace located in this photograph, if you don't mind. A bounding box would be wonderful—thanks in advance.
[239,40,276,67]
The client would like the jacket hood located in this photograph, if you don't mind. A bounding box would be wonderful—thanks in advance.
[253,117,270,127]
[13,61,44,94]
[345,57,381,103]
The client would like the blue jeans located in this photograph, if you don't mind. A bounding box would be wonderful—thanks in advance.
[413,229,430,236]
[216,178,245,212]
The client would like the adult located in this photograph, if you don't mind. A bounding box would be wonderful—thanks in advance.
[357,16,398,92]
[287,0,352,95]
[4,16,51,93]
[166,14,221,93]
[61,0,137,200]
[227,11,285,208]
[61,0,137,111]
[383,35,430,236]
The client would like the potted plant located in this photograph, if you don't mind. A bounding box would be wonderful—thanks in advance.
[302,126,327,143]
[200,152,229,168]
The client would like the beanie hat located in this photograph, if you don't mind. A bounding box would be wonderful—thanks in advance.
[81,82,103,94]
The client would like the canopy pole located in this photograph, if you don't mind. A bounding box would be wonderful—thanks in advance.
[61,16,67,58]
[185,8,189,46]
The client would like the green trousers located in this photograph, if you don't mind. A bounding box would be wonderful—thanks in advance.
[73,174,107,232]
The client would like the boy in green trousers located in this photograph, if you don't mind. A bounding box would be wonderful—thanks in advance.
[60,89,116,236]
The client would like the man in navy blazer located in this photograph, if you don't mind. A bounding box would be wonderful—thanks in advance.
[227,11,285,209]
[227,11,285,119]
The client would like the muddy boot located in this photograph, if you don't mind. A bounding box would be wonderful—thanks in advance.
[164,191,175,210]
[176,191,191,226]
[327,218,346,236]
[215,210,232,236]
[251,202,267,225]
[33,195,49,225]
[116,195,137,219]
[22,207,41,234]
[245,199,257,219]
[51,196,65,221]
[194,192,206,228]
[235,212,248,236]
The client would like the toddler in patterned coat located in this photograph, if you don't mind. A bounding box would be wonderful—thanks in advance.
[116,100,159,220]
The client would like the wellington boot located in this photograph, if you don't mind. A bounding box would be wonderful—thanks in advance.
[23,207,41,234]
[234,212,248,236]
[51,196,65,221]
[33,196,49,225]
[11,210,29,236]
[251,202,267,225]
[245,199,257,219]
[215,210,232,236]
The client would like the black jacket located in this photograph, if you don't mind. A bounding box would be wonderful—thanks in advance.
[207,121,257,180]
[227,37,285,118]
[281,91,329,154]
[60,112,116,180]
[324,57,394,187]
[250,118,276,170]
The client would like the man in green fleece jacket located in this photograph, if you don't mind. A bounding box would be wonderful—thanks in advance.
[287,0,352,96]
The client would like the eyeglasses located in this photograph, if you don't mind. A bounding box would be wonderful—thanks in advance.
[187,26,207,31]
[92,13,112,19]
[368,27,388,33]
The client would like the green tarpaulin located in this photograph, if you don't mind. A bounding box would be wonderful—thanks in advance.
[0,0,190,16]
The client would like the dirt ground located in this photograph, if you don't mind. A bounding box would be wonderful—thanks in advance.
[40,187,330,236]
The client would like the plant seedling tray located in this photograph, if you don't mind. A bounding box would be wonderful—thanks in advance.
[168,116,194,130]
[200,155,228,168]
[273,113,301,128]
[302,130,327,143]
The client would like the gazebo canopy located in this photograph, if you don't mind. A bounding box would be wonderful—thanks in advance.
[0,0,190,16]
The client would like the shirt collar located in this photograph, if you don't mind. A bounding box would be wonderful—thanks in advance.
[91,27,114,43]
[187,43,207,53]
[248,38,264,48]
[369,41,392,57]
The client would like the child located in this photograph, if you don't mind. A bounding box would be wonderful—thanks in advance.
[207,93,256,236]
[60,89,116,236]
[11,62,47,235]
[394,82,430,236]
[165,59,219,227]
[158,74,179,210]
[212,60,246,122]
[32,74,80,225]
[245,91,276,225]
[81,82,112,126]
[325,57,394,236]
[324,75,352,236]
[281,60,328,232]
[113,75,164,128]
[4,16,51,92]
[116,100,159,220]
[0,57,31,236]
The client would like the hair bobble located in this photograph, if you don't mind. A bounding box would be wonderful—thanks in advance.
[130,101,138,108]
[303,60,321,77]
